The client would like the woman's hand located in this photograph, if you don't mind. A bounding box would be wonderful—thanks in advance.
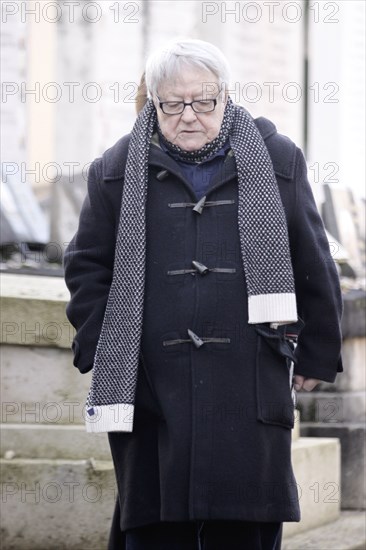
[293,375,321,392]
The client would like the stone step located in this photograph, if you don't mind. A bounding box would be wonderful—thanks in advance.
[0,423,112,461]
[0,457,116,550]
[301,422,366,510]
[282,510,366,549]
[283,437,341,539]
[0,273,71,349]
[1,345,90,425]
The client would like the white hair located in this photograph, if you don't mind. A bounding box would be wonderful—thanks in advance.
[145,38,231,100]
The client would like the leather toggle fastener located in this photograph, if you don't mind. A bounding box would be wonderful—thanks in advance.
[156,169,169,181]
[187,329,204,348]
[192,195,207,214]
[192,260,209,275]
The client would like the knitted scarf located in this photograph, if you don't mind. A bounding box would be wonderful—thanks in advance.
[85,97,298,433]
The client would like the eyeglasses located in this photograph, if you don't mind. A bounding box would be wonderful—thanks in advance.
[157,94,219,115]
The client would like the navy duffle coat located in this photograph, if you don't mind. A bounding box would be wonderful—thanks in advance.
[63,115,343,540]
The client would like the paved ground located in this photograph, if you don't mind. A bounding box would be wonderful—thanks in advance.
[282,511,366,550]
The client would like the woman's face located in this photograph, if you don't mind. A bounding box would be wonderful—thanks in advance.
[153,65,227,152]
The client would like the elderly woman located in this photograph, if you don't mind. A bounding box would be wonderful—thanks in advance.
[63,39,343,549]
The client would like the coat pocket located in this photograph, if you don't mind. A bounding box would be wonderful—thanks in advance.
[255,325,296,429]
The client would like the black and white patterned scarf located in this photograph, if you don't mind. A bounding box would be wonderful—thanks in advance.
[85,97,298,433]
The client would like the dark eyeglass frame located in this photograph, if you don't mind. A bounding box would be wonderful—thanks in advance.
[157,93,220,115]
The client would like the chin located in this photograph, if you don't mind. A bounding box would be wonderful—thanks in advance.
[177,137,207,152]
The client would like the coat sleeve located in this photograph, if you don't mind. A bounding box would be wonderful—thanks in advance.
[289,147,343,383]
[63,159,116,374]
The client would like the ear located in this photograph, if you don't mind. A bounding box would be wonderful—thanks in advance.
[152,95,160,111]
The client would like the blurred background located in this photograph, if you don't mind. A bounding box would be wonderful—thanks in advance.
[1,0,365,279]
[1,2,365,549]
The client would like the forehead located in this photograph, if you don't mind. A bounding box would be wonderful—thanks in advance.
[157,65,219,99]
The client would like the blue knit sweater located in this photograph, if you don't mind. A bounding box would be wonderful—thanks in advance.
[159,137,231,199]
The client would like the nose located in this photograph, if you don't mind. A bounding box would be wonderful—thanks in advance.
[180,104,198,123]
